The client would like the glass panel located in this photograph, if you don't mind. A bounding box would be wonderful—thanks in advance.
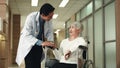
[87,2,93,15]
[81,21,87,38]
[95,0,102,10]
[76,11,81,21]
[105,2,115,41]
[104,0,112,4]
[81,2,93,19]
[105,42,116,68]
[94,9,104,68]
[87,16,93,61]
[81,7,87,19]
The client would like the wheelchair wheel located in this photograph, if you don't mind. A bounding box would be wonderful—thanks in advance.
[45,59,59,68]
[83,60,93,68]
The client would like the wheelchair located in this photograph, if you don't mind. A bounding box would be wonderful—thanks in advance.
[79,46,93,68]
[45,59,59,68]
[45,42,93,68]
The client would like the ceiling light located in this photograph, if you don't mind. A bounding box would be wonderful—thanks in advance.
[53,14,58,19]
[59,0,69,7]
[31,0,38,6]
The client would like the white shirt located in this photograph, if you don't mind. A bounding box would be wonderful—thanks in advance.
[53,37,87,64]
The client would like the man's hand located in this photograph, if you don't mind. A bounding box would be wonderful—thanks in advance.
[64,50,71,60]
[41,41,56,49]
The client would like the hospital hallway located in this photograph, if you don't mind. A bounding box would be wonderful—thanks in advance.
[0,0,120,68]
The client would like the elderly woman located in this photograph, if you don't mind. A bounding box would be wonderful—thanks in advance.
[53,21,87,68]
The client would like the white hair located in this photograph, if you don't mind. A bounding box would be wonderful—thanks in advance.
[71,21,83,31]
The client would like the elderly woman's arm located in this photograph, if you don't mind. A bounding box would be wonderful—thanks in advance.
[53,49,60,60]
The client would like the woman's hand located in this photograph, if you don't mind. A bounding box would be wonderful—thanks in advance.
[64,50,71,60]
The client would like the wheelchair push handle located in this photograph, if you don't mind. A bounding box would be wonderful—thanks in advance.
[78,45,88,50]
[78,41,89,50]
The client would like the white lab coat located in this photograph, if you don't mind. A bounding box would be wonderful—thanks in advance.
[16,12,54,66]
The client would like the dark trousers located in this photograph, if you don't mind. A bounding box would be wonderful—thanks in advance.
[53,63,77,68]
[25,45,43,68]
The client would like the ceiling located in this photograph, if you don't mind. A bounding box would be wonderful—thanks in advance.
[9,0,90,30]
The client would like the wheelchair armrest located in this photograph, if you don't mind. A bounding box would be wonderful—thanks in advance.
[79,46,88,50]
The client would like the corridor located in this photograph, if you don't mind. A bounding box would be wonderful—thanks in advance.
[0,0,120,68]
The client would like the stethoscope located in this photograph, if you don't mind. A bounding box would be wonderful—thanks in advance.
[35,12,39,35]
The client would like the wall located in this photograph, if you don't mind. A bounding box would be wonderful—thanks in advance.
[12,15,20,64]
[116,0,120,67]
[0,0,12,67]
[56,29,65,47]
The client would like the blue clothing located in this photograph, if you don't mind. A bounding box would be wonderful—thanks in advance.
[36,16,45,46]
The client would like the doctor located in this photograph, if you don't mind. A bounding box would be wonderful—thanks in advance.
[16,3,56,68]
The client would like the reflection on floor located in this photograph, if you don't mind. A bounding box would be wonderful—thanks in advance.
[8,67,19,68]
[8,64,19,68]
[8,60,45,68]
